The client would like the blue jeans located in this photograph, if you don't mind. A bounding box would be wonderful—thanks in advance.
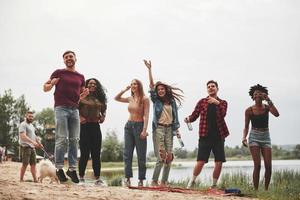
[124,121,147,180]
[54,106,80,170]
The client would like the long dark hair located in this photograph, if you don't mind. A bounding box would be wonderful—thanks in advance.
[86,78,107,107]
[155,81,184,106]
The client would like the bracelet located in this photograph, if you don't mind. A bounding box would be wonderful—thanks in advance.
[267,100,274,106]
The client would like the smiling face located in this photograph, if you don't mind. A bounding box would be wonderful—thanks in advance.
[87,79,97,92]
[130,79,139,94]
[63,52,76,68]
[207,82,218,97]
[156,84,166,98]
[252,90,264,102]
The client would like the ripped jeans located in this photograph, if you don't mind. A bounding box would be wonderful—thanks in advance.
[54,106,80,170]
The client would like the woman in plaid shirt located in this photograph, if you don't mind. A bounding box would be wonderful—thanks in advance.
[185,80,229,189]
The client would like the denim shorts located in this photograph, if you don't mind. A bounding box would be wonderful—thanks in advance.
[249,129,271,148]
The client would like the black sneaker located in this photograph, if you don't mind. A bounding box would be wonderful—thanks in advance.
[56,169,68,182]
[66,169,79,183]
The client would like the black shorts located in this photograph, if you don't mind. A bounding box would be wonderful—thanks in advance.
[197,137,226,163]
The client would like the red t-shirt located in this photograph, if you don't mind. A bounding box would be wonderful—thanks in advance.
[50,69,85,108]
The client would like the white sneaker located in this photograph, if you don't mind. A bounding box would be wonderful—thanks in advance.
[187,180,196,189]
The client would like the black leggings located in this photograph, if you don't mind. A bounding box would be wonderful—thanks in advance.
[79,122,102,178]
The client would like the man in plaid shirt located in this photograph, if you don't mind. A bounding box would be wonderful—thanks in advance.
[185,80,229,189]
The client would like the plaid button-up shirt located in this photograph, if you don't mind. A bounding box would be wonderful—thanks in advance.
[189,97,229,139]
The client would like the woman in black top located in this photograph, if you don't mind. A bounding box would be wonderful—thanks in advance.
[242,84,279,190]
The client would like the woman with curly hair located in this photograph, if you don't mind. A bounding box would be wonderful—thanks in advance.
[242,84,279,190]
[78,78,107,185]
[114,79,150,187]
[144,60,183,187]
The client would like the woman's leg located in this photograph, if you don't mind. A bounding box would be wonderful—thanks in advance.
[250,146,261,190]
[90,123,101,178]
[161,127,173,185]
[78,124,90,178]
[124,122,135,179]
[261,147,272,190]
[152,127,164,183]
[134,122,147,182]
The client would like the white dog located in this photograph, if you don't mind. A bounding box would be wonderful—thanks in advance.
[38,159,60,184]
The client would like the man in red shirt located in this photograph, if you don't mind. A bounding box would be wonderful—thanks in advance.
[185,80,229,189]
[43,51,88,183]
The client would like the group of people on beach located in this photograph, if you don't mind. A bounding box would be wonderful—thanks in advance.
[19,50,279,191]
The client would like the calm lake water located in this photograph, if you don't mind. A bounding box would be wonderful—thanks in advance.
[129,160,300,185]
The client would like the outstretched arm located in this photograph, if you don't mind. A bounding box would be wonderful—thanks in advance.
[143,59,155,89]
[114,85,131,103]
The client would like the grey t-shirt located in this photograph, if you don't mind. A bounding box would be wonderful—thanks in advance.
[19,121,36,148]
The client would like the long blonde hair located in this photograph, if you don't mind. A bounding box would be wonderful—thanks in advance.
[131,79,145,105]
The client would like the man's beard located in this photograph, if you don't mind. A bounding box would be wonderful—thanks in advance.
[66,60,75,68]
[26,119,33,123]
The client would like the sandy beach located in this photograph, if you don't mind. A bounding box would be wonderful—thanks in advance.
[0,161,255,200]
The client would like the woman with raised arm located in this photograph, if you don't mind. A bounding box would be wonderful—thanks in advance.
[144,60,184,187]
[78,78,107,185]
[242,84,279,190]
[114,79,150,187]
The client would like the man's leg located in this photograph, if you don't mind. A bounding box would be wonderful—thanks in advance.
[212,162,222,187]
[187,138,210,188]
[54,107,68,169]
[30,165,38,182]
[20,164,28,182]
[30,148,38,182]
[54,107,69,182]
[66,108,80,183]
[20,147,29,182]
[211,139,226,187]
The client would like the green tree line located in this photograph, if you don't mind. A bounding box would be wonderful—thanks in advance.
[170,144,300,160]
[0,89,299,161]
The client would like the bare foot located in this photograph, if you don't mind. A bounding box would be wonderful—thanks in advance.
[160,182,169,188]
[151,181,159,187]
